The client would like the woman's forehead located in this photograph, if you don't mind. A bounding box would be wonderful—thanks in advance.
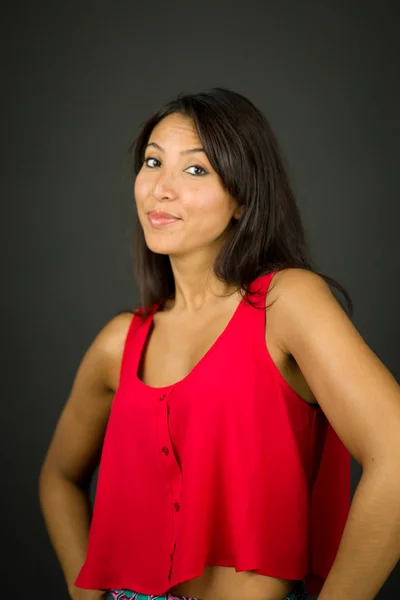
[149,113,199,145]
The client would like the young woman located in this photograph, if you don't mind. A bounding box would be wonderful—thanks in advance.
[39,88,400,600]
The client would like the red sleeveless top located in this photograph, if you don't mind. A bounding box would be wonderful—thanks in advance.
[75,271,351,596]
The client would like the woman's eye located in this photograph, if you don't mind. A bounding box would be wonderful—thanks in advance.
[144,157,160,168]
[143,158,207,176]
[185,165,208,176]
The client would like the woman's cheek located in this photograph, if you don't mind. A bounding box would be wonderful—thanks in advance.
[134,178,149,207]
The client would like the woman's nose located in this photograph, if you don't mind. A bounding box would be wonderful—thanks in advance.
[152,172,177,200]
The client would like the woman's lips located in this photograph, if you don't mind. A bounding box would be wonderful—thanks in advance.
[147,211,181,227]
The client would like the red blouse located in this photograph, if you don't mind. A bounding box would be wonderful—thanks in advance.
[75,271,351,596]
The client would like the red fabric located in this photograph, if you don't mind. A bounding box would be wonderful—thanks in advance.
[75,271,351,596]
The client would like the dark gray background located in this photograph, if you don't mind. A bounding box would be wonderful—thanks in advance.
[2,1,399,598]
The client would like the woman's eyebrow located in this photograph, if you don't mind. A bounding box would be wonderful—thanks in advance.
[146,142,205,155]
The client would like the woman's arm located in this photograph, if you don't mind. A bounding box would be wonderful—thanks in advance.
[39,312,134,598]
[272,268,400,600]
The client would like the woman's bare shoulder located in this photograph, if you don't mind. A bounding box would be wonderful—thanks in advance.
[267,268,323,304]
[100,310,139,392]
[39,310,139,484]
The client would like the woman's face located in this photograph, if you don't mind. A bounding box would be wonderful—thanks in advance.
[134,112,242,257]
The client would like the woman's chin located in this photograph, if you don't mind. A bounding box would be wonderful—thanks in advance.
[146,241,181,256]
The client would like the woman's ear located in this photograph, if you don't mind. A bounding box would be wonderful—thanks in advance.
[233,204,244,220]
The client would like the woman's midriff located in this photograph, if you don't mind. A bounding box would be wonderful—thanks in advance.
[168,566,297,600]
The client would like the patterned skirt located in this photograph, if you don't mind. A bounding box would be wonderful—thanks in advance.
[104,578,308,599]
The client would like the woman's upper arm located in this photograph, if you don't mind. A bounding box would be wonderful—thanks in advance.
[40,311,135,486]
[271,269,400,468]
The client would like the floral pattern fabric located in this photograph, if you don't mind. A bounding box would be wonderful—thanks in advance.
[104,579,308,599]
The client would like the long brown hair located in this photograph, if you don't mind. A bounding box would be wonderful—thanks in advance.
[126,87,353,322]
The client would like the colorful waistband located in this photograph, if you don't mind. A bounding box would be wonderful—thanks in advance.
[104,581,307,600]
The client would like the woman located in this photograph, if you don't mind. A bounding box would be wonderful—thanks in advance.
[39,88,400,600]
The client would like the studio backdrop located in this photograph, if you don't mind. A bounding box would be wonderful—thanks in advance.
[2,2,398,598]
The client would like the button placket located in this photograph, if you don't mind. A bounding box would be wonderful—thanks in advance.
[169,538,177,581]
[154,388,182,584]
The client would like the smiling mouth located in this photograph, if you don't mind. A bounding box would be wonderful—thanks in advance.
[147,213,181,227]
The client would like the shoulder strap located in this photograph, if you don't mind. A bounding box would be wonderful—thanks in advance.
[118,306,157,384]
[246,270,280,310]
